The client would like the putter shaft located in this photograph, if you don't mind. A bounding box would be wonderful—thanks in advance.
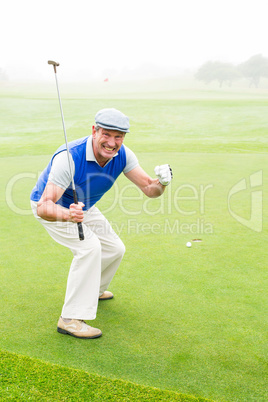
[48,60,84,241]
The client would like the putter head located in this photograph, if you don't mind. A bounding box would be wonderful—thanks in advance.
[48,60,60,73]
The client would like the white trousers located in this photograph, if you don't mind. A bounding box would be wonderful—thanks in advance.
[31,202,125,320]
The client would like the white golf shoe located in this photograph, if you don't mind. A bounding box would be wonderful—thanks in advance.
[99,291,114,300]
[57,317,102,339]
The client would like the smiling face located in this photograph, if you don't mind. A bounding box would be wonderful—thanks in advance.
[92,126,125,167]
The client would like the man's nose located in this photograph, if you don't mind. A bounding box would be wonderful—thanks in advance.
[108,137,116,147]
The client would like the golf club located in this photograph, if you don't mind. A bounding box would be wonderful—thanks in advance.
[48,60,84,241]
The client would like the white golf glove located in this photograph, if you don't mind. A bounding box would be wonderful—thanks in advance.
[154,164,173,186]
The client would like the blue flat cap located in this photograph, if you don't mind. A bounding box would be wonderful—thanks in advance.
[95,108,130,133]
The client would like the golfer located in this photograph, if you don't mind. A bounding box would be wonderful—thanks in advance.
[30,108,172,339]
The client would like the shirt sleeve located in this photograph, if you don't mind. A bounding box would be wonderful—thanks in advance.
[48,151,75,190]
[123,146,139,173]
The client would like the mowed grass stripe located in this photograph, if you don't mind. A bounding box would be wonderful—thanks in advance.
[0,350,213,401]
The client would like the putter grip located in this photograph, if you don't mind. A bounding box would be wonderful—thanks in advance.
[77,222,84,241]
[72,190,85,241]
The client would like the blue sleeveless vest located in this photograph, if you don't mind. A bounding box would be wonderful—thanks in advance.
[30,136,127,210]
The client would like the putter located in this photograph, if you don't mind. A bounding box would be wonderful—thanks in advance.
[48,60,84,241]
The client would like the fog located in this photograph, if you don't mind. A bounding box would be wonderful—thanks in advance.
[1,0,267,82]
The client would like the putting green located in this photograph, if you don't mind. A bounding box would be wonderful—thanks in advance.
[0,84,267,401]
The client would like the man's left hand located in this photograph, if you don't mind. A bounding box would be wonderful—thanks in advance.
[154,164,173,186]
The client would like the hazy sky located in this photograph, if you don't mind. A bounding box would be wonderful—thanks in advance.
[1,0,267,81]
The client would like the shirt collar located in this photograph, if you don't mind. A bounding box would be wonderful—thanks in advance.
[86,135,119,166]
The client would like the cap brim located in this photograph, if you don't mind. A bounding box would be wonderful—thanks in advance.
[97,123,129,133]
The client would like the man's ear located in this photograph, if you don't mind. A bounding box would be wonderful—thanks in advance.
[92,125,96,138]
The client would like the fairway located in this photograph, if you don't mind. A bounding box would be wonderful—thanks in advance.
[0,82,267,401]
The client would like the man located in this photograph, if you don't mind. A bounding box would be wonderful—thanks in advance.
[30,108,172,339]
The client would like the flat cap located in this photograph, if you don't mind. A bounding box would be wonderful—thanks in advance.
[95,108,130,133]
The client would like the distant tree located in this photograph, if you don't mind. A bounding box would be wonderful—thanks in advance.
[195,61,215,85]
[0,68,8,81]
[195,61,240,87]
[238,54,268,87]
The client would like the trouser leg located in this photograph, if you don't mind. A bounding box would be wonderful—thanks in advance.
[61,235,101,320]
[31,201,102,320]
[83,206,126,295]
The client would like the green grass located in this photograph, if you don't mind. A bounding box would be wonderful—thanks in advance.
[0,350,211,401]
[0,83,267,401]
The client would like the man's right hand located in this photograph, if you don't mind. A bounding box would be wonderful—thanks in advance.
[69,202,85,223]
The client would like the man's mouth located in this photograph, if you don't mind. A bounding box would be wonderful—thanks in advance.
[103,146,116,152]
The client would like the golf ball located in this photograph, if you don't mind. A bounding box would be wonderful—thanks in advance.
[186,242,192,247]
